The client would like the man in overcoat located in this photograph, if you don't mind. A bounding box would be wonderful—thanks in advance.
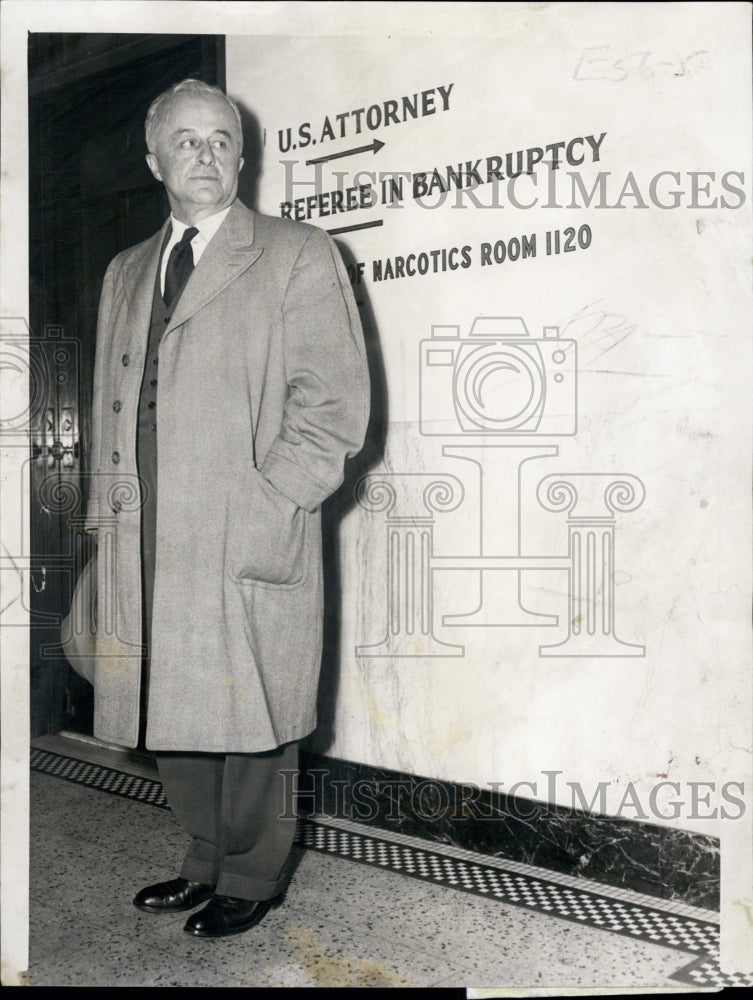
[84,78,370,937]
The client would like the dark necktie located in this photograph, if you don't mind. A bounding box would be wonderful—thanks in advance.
[163,227,198,307]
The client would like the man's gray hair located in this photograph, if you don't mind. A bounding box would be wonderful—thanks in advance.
[145,79,243,152]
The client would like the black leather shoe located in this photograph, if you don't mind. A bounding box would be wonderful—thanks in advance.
[133,877,216,913]
[183,895,276,937]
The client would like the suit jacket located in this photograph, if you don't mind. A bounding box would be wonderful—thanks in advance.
[85,200,370,751]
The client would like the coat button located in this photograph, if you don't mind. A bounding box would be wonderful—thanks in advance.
[122,354,130,367]
[112,400,122,413]
[150,379,157,387]
[112,450,120,464]
[148,401,156,409]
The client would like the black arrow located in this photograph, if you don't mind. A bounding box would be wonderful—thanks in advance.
[326,220,384,236]
[305,139,384,166]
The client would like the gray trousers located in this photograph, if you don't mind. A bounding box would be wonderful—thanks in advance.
[155,744,299,900]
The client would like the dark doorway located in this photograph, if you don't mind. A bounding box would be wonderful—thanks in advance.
[28,33,224,738]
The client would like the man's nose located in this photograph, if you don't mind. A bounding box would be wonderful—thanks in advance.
[196,141,215,165]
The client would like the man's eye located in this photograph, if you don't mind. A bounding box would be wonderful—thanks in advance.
[211,139,228,149]
[180,138,197,148]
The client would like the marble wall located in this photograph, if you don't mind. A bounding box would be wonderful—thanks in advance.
[225,2,750,908]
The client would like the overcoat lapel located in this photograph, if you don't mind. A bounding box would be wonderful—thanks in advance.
[117,202,263,340]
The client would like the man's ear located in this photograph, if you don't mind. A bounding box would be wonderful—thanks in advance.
[145,153,162,182]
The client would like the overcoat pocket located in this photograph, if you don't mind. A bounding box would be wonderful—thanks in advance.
[228,467,307,588]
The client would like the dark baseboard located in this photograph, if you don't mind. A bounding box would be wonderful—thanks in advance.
[298,752,719,910]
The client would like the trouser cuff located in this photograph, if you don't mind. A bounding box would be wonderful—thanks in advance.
[215,868,290,901]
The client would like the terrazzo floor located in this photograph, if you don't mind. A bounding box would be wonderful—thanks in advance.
[18,735,744,990]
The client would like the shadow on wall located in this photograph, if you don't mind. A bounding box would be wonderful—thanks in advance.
[314,238,387,750]
[234,96,388,750]
[235,99,264,212]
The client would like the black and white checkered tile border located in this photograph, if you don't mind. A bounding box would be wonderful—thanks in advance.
[669,954,753,988]
[31,748,168,808]
[31,747,752,988]
[298,823,718,953]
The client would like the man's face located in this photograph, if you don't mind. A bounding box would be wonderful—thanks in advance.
[146,93,244,224]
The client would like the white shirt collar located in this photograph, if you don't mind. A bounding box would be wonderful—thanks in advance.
[169,205,232,252]
[160,205,232,292]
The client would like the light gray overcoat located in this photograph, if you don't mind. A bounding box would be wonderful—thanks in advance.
[85,200,369,752]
